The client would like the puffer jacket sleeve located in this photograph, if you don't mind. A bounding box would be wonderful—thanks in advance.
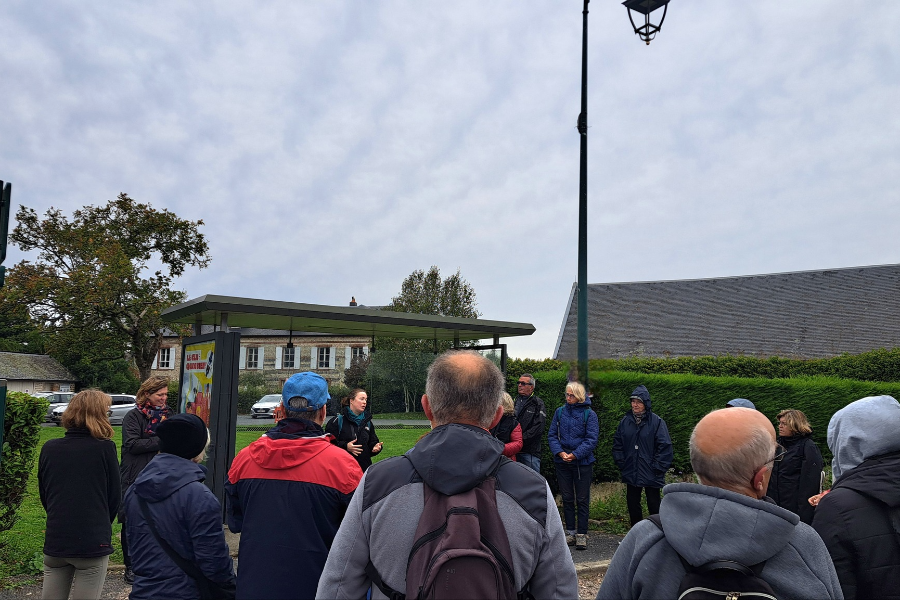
[548,408,563,457]
[652,416,674,474]
[573,409,599,461]
[505,423,523,458]
[612,417,627,469]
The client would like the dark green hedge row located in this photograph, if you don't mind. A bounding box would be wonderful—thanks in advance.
[529,370,900,484]
[1,392,49,534]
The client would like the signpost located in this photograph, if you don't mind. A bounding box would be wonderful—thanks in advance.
[0,181,12,464]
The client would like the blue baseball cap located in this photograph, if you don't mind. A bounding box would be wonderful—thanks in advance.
[281,372,330,411]
[726,398,756,410]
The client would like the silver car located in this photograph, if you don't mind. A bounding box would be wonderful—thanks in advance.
[107,394,138,425]
[43,392,75,422]
[250,394,282,418]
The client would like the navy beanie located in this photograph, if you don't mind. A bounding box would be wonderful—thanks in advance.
[157,413,208,459]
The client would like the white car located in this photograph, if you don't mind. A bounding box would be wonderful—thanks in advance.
[50,393,136,425]
[43,392,75,422]
[250,394,282,418]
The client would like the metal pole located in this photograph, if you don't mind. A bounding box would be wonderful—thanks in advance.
[0,380,7,467]
[576,0,590,388]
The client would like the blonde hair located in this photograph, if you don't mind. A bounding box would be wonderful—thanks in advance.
[777,409,812,436]
[500,392,515,415]
[565,381,586,403]
[137,375,169,406]
[61,390,114,440]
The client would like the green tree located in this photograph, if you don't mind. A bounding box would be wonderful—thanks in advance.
[384,266,480,319]
[7,194,209,381]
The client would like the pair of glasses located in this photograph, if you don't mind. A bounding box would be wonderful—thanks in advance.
[764,444,787,466]
[565,393,576,398]
[517,381,533,386]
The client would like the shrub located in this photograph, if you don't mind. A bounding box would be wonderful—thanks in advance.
[533,370,900,484]
[237,371,276,414]
[0,392,49,535]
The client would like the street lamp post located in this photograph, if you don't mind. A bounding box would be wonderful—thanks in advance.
[575,1,672,389]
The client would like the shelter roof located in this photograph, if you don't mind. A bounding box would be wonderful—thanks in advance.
[162,295,535,342]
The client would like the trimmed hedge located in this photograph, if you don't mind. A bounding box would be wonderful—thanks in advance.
[1,392,49,534]
[529,370,900,484]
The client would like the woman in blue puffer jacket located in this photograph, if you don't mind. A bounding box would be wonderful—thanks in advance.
[548,381,599,551]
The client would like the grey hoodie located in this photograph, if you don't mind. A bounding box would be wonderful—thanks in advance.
[828,395,900,479]
[597,482,843,600]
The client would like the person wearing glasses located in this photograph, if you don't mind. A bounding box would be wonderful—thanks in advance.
[597,406,843,600]
[767,409,823,524]
[513,373,546,473]
[548,381,599,550]
[612,385,673,527]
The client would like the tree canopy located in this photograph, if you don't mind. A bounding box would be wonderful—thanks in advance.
[7,193,209,381]
[384,266,480,319]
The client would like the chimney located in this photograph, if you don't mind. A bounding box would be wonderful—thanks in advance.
[349,296,358,307]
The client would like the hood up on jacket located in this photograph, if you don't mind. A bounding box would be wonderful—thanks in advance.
[659,482,801,567]
[630,385,651,412]
[406,423,505,496]
[827,395,900,480]
[131,453,207,503]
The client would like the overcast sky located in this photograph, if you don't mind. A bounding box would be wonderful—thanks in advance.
[2,1,898,359]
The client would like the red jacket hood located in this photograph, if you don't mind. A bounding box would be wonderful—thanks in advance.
[247,434,334,470]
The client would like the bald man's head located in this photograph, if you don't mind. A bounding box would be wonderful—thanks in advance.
[424,350,504,428]
[690,408,776,494]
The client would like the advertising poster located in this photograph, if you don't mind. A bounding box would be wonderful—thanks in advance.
[180,340,216,425]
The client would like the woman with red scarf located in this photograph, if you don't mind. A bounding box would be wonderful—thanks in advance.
[118,375,170,585]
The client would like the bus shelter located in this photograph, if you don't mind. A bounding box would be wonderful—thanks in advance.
[161,294,535,506]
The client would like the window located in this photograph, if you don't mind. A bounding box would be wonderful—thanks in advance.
[246,347,259,369]
[318,347,331,369]
[351,347,366,362]
[158,347,172,369]
[283,346,295,369]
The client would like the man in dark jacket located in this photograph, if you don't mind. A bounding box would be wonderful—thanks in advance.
[812,395,900,600]
[124,413,235,600]
[612,385,673,526]
[226,372,363,600]
[514,373,546,473]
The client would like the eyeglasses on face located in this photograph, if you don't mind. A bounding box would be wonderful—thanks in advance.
[565,393,576,398]
[517,381,533,386]
[765,444,787,466]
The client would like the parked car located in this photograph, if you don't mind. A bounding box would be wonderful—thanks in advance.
[50,393,136,425]
[43,392,75,422]
[250,394,282,418]
[107,394,138,425]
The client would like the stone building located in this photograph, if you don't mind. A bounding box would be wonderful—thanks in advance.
[0,352,79,393]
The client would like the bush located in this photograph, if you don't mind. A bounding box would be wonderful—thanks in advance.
[532,370,900,484]
[237,371,277,414]
[0,392,49,535]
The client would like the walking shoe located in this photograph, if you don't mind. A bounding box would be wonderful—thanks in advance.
[123,567,134,585]
[576,534,587,550]
[566,534,576,546]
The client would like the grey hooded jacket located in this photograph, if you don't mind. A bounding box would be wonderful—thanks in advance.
[597,482,843,600]
[315,423,578,599]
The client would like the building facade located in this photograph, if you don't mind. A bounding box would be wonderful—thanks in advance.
[0,352,79,393]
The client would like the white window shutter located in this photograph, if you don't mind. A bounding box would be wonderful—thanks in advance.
[239,346,246,369]
[345,347,351,367]
[257,347,265,370]
[363,346,369,356]
[151,353,158,370]
[275,347,282,370]
[310,346,318,369]
[329,347,335,369]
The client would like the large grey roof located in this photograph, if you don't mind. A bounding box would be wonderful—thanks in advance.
[554,264,900,360]
[0,353,78,382]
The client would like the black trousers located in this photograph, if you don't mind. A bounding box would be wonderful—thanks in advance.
[626,484,661,527]
[120,522,131,568]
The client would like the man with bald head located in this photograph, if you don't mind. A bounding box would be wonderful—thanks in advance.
[597,407,842,600]
[317,350,578,599]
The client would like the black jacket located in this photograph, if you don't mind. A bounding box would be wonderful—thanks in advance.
[768,433,823,524]
[119,408,160,520]
[514,394,546,455]
[38,428,121,557]
[812,450,900,600]
[325,408,381,471]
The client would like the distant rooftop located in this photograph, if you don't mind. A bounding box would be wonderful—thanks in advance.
[0,352,78,382]
[555,264,900,360]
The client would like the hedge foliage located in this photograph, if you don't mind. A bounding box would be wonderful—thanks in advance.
[1,392,49,535]
[527,370,900,484]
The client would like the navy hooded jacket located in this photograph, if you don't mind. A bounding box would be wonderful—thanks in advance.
[548,398,599,465]
[612,385,673,488]
[124,453,235,600]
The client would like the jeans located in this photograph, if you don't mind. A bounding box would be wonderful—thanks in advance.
[42,555,109,600]
[516,453,541,473]
[556,462,592,535]
[626,484,661,527]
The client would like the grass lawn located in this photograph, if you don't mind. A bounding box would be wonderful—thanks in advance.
[0,425,425,580]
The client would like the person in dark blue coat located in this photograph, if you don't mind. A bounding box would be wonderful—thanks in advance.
[124,414,235,600]
[548,381,599,550]
[612,385,673,527]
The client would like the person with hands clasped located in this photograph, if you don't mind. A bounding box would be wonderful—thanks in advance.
[325,388,383,471]
[548,381,599,550]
